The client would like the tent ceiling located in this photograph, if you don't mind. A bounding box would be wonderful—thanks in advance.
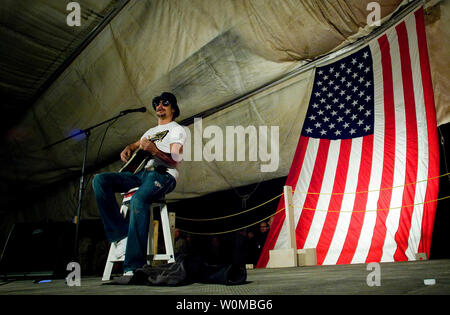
[0,0,128,135]
[0,0,448,219]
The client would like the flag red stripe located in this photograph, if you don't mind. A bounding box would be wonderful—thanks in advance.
[366,35,396,262]
[296,139,330,249]
[256,136,310,268]
[286,136,310,191]
[414,8,440,256]
[336,134,374,264]
[316,139,352,264]
[393,22,419,261]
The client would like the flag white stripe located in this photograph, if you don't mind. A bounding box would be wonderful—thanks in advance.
[304,140,342,249]
[381,24,407,262]
[322,137,362,265]
[351,41,386,263]
[273,137,319,250]
[405,14,428,259]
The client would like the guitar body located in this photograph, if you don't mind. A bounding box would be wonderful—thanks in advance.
[118,130,169,174]
[118,148,150,173]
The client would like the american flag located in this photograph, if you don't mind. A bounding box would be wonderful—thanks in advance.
[257,7,439,267]
[301,46,374,140]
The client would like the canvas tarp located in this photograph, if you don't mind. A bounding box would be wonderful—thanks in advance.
[0,0,448,230]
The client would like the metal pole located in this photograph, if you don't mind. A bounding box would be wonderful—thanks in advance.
[72,130,90,261]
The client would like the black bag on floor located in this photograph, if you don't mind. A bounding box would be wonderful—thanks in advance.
[131,254,246,286]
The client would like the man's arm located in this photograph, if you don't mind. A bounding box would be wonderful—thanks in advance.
[139,138,183,167]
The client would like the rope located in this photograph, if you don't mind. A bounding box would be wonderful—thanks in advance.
[176,192,283,222]
[294,172,449,196]
[296,195,450,213]
[175,173,448,234]
[176,172,449,222]
[177,207,285,236]
[176,194,450,236]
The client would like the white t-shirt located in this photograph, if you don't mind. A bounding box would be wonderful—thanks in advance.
[140,121,187,181]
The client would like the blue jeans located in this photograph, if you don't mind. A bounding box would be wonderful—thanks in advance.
[92,169,176,273]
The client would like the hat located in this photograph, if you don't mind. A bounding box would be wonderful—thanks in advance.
[153,92,180,119]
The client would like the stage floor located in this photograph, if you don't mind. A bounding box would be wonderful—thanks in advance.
[1,259,449,295]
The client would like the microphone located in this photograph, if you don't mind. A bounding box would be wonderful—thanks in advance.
[119,107,147,115]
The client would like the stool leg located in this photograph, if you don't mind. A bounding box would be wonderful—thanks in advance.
[102,244,117,281]
[102,200,130,281]
[152,220,159,255]
[160,203,175,263]
[102,188,139,281]
[169,212,176,245]
[147,204,155,264]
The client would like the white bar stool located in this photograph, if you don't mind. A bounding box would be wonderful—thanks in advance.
[102,188,175,281]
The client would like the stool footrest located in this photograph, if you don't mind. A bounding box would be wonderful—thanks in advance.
[151,254,174,262]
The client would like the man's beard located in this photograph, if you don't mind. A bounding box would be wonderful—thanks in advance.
[157,111,166,119]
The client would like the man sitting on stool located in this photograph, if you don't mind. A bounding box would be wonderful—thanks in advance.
[93,92,186,278]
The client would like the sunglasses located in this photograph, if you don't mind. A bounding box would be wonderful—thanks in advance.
[152,97,171,110]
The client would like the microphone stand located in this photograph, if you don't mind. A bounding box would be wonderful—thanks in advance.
[43,110,139,262]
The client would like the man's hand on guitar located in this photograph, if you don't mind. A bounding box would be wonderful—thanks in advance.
[140,138,158,154]
[120,146,133,163]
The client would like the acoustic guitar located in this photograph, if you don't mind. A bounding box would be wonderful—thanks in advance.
[118,130,169,173]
